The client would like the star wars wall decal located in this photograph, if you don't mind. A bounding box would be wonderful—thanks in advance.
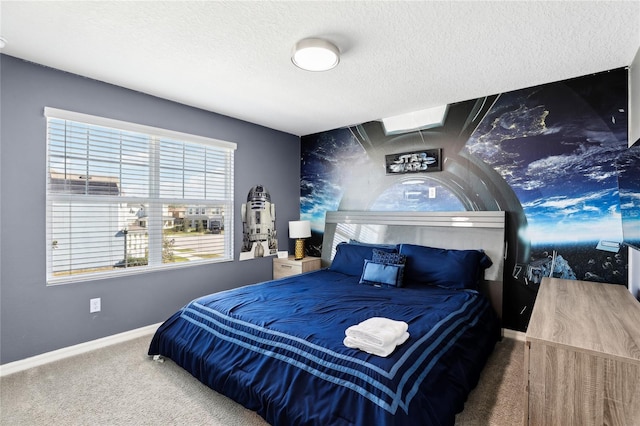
[299,68,630,331]
[239,184,278,260]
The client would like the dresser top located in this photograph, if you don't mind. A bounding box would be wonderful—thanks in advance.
[526,277,640,363]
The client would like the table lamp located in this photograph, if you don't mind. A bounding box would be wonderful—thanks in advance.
[289,220,311,260]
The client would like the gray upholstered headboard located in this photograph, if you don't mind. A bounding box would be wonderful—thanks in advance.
[321,211,506,320]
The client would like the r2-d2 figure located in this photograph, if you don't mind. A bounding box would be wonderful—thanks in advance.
[241,185,277,257]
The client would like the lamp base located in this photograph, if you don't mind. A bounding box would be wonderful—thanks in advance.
[294,239,305,260]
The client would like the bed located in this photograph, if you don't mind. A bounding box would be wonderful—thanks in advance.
[148,211,506,425]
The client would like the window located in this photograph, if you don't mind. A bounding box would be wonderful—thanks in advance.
[45,107,236,284]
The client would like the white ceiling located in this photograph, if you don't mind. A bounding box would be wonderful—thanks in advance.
[1,1,639,137]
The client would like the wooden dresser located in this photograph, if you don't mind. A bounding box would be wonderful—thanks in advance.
[524,277,640,425]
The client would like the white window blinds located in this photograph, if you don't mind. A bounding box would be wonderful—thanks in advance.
[45,107,236,284]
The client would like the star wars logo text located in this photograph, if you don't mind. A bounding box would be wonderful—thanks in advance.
[385,149,442,174]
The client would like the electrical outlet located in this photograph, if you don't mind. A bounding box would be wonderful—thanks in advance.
[428,187,436,198]
[90,298,101,313]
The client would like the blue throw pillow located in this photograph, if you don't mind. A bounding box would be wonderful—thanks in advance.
[399,243,492,290]
[359,259,405,287]
[329,242,396,276]
[372,248,406,265]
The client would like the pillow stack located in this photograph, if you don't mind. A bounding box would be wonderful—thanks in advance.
[359,249,407,288]
[329,240,493,291]
[328,241,396,277]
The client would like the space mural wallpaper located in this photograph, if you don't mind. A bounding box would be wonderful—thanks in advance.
[300,68,631,331]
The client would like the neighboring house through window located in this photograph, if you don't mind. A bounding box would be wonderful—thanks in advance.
[45,107,236,284]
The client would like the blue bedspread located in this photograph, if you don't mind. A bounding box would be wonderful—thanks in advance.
[148,269,499,425]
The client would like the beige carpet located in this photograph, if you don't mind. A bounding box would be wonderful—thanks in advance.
[455,337,525,425]
[1,335,524,425]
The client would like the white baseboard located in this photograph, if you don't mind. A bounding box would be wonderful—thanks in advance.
[0,322,162,377]
[502,328,526,341]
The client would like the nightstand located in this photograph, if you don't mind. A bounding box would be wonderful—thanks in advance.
[272,256,321,279]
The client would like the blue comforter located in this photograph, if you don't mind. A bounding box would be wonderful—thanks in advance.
[148,269,498,425]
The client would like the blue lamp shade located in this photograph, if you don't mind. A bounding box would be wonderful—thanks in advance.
[289,221,311,260]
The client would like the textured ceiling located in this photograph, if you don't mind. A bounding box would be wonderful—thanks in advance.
[1,1,639,137]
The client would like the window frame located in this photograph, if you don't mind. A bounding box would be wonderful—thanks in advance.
[45,107,237,285]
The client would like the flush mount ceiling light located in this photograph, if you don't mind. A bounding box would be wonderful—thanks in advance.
[382,104,449,135]
[291,38,340,72]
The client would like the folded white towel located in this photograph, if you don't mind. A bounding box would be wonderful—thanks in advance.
[345,317,409,347]
[344,332,410,357]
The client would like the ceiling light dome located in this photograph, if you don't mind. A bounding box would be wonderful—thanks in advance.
[291,38,340,72]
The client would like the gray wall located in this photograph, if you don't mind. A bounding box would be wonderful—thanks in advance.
[0,54,301,364]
